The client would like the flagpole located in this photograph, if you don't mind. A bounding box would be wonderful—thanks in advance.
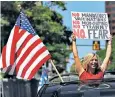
[50,59,64,82]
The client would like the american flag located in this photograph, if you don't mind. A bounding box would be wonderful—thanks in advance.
[0,12,51,80]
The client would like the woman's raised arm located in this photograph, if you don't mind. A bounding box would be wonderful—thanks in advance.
[101,35,112,72]
[72,34,84,76]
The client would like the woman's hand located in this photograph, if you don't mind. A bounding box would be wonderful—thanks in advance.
[71,33,76,41]
[108,35,113,45]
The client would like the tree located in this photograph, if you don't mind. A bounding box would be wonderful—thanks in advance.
[96,35,115,71]
[1,1,72,66]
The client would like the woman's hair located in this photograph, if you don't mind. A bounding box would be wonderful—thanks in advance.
[82,53,101,73]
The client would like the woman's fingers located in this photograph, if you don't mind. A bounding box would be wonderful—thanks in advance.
[108,35,113,41]
[107,35,113,44]
[71,33,76,41]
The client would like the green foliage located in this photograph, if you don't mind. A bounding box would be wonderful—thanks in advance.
[0,73,5,79]
[31,6,64,36]
[46,43,71,65]
[1,17,9,26]
[96,36,115,71]
[44,1,67,10]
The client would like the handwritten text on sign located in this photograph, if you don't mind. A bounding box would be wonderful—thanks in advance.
[71,12,110,40]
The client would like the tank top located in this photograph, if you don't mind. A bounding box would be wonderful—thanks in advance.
[80,71,104,82]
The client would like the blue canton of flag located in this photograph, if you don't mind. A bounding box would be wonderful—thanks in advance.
[15,11,36,35]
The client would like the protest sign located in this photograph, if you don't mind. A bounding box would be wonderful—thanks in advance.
[71,12,110,40]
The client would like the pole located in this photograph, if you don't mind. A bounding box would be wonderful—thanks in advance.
[50,59,64,82]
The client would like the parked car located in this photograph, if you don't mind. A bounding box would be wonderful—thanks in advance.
[37,71,115,97]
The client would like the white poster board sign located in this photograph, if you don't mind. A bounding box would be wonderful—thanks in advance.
[71,12,110,40]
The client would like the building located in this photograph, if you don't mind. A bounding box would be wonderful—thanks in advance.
[105,1,115,36]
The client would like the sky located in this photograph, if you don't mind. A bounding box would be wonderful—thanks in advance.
[57,1,106,58]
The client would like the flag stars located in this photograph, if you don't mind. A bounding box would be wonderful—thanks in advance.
[15,12,36,35]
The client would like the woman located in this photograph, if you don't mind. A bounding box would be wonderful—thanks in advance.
[72,34,112,82]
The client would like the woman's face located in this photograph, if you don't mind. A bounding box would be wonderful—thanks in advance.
[88,55,98,69]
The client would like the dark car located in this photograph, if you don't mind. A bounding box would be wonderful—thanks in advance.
[37,71,115,97]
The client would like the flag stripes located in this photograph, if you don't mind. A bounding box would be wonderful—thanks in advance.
[1,46,7,68]
[21,46,48,77]
[24,53,51,79]
[0,27,16,68]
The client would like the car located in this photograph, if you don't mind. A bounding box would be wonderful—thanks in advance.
[37,71,115,97]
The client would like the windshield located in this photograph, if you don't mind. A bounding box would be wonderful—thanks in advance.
[49,71,115,84]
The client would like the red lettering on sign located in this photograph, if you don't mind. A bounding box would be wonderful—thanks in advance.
[73,29,86,39]
[73,25,80,28]
[72,20,80,25]
[80,29,86,38]
[72,13,80,17]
